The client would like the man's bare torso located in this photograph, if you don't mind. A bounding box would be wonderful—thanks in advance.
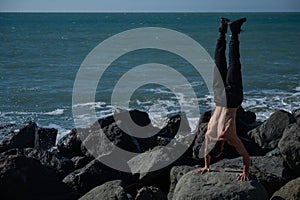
[206,106,238,143]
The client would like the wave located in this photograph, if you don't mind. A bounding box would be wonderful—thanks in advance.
[44,109,64,115]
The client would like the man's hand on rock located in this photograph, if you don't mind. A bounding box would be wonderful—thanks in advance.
[195,167,210,174]
[236,173,249,181]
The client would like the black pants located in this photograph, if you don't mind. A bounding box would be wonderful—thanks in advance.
[213,34,243,108]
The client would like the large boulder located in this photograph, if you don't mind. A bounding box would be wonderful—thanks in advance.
[71,156,94,170]
[79,180,132,200]
[192,122,207,159]
[247,110,296,151]
[271,177,300,200]
[168,154,289,200]
[292,108,300,122]
[35,127,57,150]
[0,122,37,153]
[278,122,300,171]
[172,167,268,200]
[57,129,84,158]
[127,146,199,194]
[1,148,74,179]
[81,121,141,159]
[158,112,191,138]
[135,186,167,200]
[211,156,289,197]
[81,109,160,158]
[0,155,78,200]
[168,165,199,200]
[63,156,133,196]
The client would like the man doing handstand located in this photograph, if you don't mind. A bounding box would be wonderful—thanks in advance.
[196,17,250,181]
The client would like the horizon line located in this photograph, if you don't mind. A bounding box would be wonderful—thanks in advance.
[1,10,300,13]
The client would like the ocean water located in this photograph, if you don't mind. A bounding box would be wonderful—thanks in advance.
[0,13,299,139]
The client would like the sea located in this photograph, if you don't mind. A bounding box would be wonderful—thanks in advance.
[0,13,299,140]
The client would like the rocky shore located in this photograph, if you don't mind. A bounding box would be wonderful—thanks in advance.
[0,108,299,200]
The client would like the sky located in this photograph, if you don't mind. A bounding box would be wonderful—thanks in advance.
[0,0,300,12]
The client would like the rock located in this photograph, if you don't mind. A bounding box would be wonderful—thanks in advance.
[168,165,199,200]
[168,154,290,200]
[0,121,37,153]
[212,155,287,179]
[82,109,157,157]
[172,168,268,200]
[250,170,287,198]
[35,127,57,149]
[63,156,133,195]
[0,155,78,200]
[71,156,94,170]
[159,112,191,138]
[57,129,84,158]
[135,186,167,200]
[79,180,132,200]
[1,148,74,179]
[211,156,289,197]
[199,110,213,124]
[292,108,300,122]
[192,122,207,159]
[271,177,300,200]
[247,110,296,151]
[278,122,300,171]
[82,121,141,159]
[127,146,199,194]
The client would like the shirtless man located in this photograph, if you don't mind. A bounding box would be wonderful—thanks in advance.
[196,17,250,181]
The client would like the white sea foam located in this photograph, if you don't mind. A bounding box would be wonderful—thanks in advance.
[44,109,64,115]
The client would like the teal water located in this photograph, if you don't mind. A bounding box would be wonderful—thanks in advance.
[0,13,299,138]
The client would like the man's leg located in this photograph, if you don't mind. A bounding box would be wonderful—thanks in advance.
[213,18,230,107]
[226,18,246,108]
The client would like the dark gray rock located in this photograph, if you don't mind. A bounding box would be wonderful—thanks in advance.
[79,180,132,200]
[71,156,94,170]
[135,186,167,200]
[0,122,37,153]
[292,108,300,122]
[63,156,133,196]
[212,155,286,180]
[271,177,300,200]
[81,121,141,160]
[192,122,207,160]
[81,109,192,159]
[127,146,199,194]
[35,127,57,150]
[211,156,288,197]
[81,109,159,158]
[168,154,289,200]
[159,112,191,138]
[168,165,199,200]
[172,167,268,200]
[0,155,78,200]
[57,128,84,158]
[247,110,296,151]
[1,148,74,179]
[278,122,300,171]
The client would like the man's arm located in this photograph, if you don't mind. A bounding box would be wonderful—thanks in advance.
[196,137,211,174]
[228,136,250,181]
